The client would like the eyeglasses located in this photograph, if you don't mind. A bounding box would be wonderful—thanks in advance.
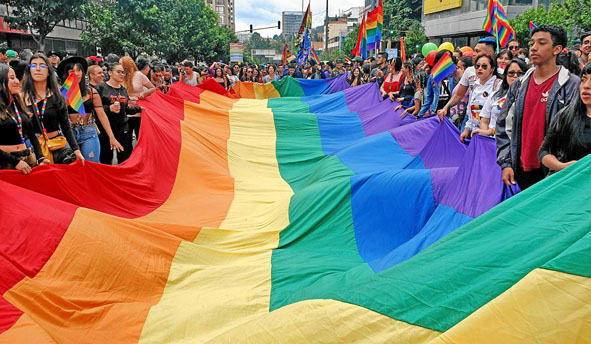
[29,63,47,69]
[113,70,126,75]
[583,40,591,45]
[506,71,525,77]
[508,46,520,50]
[475,64,489,70]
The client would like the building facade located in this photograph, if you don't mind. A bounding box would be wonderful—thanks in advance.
[282,11,305,37]
[205,0,235,32]
[0,5,88,55]
[422,0,544,47]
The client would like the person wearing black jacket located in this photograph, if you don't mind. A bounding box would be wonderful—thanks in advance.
[0,64,49,173]
[96,62,142,164]
[23,53,83,165]
[539,63,591,173]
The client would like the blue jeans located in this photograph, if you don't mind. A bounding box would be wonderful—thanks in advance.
[73,125,101,163]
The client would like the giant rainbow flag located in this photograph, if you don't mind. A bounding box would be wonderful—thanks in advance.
[0,77,590,343]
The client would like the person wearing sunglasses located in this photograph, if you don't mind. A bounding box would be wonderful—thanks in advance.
[496,25,580,190]
[23,53,84,165]
[461,54,500,142]
[474,58,527,138]
[96,62,142,164]
[507,40,520,54]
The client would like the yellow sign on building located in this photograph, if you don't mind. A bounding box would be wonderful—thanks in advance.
[424,0,463,14]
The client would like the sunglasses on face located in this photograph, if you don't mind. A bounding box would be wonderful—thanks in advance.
[509,46,519,50]
[475,64,489,70]
[29,63,47,69]
[506,71,525,77]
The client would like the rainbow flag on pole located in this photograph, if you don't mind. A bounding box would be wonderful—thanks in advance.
[529,21,537,32]
[366,0,383,51]
[281,44,290,65]
[310,48,320,65]
[352,13,368,59]
[482,0,515,48]
[60,72,86,116]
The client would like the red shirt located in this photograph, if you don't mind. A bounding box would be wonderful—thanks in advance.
[382,73,403,94]
[520,68,560,171]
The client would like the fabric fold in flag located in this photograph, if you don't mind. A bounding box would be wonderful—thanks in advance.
[0,74,589,343]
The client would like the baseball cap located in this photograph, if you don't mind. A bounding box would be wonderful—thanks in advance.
[6,50,16,58]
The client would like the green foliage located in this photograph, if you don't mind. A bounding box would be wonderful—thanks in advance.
[510,0,591,46]
[342,25,359,58]
[321,48,344,61]
[0,0,89,50]
[402,21,426,56]
[83,0,237,63]
[382,0,421,40]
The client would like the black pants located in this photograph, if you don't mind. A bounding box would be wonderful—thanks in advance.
[515,166,545,190]
[128,116,141,141]
[98,123,133,165]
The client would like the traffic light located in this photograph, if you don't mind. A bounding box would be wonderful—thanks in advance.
[278,21,281,30]
[250,24,253,33]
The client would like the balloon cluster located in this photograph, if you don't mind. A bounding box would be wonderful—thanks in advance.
[422,42,476,65]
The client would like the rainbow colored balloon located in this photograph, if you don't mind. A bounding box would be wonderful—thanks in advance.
[0,76,589,343]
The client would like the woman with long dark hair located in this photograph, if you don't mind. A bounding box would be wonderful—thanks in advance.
[213,67,228,89]
[22,53,84,164]
[349,67,364,86]
[58,57,123,163]
[394,62,416,107]
[460,54,499,142]
[474,58,527,137]
[539,63,591,172]
[96,62,142,164]
[496,49,514,71]
[0,64,49,173]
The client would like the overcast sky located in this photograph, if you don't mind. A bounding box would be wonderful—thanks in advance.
[235,0,366,37]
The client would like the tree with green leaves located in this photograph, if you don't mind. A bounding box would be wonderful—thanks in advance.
[83,0,237,63]
[0,0,89,50]
[510,0,591,46]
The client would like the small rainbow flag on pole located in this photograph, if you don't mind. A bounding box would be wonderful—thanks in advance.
[281,44,290,65]
[482,0,515,49]
[310,48,320,64]
[529,21,537,32]
[432,52,457,84]
[60,72,86,116]
[287,54,296,63]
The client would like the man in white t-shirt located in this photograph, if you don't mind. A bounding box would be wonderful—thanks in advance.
[438,37,499,120]
[180,61,202,86]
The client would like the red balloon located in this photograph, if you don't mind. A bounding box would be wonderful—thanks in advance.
[426,50,437,66]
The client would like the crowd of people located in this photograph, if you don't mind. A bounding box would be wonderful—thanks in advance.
[1,24,590,191]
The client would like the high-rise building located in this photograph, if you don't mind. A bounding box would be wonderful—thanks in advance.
[205,0,235,32]
[282,11,305,37]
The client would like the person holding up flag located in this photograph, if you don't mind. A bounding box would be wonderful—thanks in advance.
[23,53,84,165]
[58,57,123,163]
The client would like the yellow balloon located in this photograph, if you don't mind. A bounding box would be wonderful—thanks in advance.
[438,42,455,52]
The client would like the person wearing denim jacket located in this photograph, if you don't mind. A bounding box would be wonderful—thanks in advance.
[496,25,580,189]
[418,71,439,117]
